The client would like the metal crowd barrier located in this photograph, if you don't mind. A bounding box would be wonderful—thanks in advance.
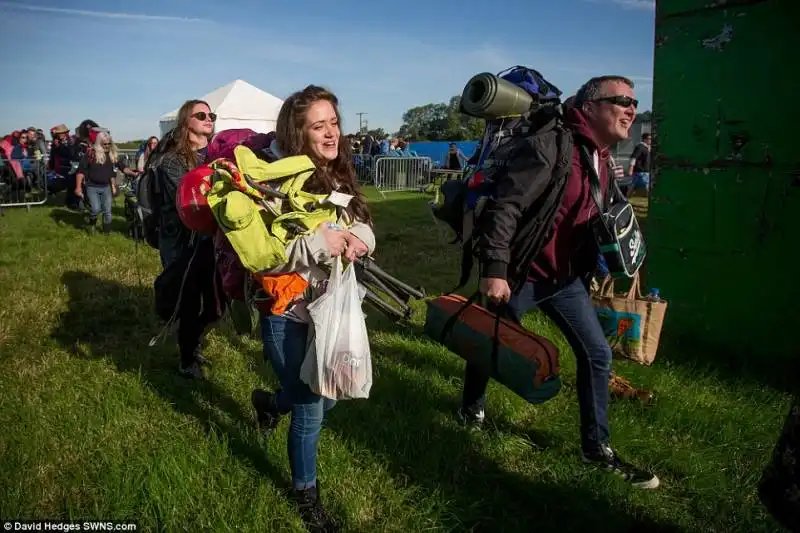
[373,156,433,197]
[0,157,48,211]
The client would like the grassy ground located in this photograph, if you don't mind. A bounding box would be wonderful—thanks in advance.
[0,190,790,532]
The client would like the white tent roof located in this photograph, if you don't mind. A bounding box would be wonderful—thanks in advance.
[158,79,283,136]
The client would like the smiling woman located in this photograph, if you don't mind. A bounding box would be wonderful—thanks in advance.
[251,84,376,533]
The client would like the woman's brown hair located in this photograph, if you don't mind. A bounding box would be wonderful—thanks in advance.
[276,85,372,225]
[173,99,212,170]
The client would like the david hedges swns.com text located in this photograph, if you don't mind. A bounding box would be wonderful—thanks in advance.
[3,522,137,532]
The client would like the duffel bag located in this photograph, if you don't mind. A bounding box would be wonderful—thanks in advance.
[424,292,561,405]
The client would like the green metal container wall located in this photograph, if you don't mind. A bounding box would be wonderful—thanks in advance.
[650,0,798,372]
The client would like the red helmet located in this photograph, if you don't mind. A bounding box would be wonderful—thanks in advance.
[176,164,217,236]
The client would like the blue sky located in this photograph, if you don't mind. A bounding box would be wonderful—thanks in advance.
[0,0,655,141]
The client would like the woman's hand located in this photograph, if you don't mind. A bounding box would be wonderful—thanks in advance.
[319,222,348,257]
[343,232,369,262]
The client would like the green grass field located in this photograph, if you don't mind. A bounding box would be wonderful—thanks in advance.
[0,190,790,532]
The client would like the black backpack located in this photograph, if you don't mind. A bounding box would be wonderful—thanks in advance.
[433,67,573,293]
[135,130,178,249]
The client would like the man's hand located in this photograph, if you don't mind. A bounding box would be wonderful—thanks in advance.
[480,277,511,304]
[343,231,369,262]
[74,188,83,198]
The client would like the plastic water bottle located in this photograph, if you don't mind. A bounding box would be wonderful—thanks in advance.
[647,288,661,302]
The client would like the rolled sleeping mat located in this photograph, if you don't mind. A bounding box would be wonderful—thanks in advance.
[460,73,534,119]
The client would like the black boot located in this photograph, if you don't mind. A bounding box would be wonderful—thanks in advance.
[290,484,339,533]
[87,216,97,234]
[103,222,112,234]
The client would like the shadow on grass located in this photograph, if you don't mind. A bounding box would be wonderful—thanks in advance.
[52,271,288,493]
[657,333,798,395]
[48,200,130,237]
[325,350,683,533]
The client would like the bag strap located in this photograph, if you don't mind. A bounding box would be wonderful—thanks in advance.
[625,271,644,301]
[489,302,519,374]
[579,145,606,214]
[599,275,615,298]
[440,291,481,343]
[440,291,519,375]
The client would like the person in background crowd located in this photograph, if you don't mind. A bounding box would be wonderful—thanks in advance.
[26,127,46,159]
[48,124,74,178]
[627,132,651,196]
[73,120,99,161]
[445,142,468,171]
[138,136,159,172]
[379,135,390,155]
[27,127,47,186]
[74,130,137,234]
[65,119,100,209]
[10,130,34,193]
[397,140,416,157]
[360,134,374,156]
[250,85,375,533]
[460,75,659,490]
[155,99,217,379]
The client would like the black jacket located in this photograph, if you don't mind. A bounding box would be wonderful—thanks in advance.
[477,117,625,292]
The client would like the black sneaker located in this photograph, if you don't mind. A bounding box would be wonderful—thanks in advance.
[178,360,204,380]
[582,444,660,489]
[291,484,339,533]
[251,389,282,436]
[456,405,486,428]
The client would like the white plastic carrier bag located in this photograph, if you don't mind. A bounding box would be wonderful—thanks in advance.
[300,257,373,400]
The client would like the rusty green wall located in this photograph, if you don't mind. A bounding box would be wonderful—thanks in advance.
[650,0,798,368]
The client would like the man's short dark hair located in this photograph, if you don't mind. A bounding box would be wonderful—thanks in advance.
[574,76,635,107]
[642,133,651,141]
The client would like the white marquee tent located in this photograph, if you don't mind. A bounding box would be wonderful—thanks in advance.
[158,79,284,136]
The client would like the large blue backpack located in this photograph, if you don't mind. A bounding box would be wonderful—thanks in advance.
[433,65,573,291]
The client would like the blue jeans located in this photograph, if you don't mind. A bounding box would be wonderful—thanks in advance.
[462,277,612,454]
[86,185,113,225]
[262,315,336,490]
[632,171,650,190]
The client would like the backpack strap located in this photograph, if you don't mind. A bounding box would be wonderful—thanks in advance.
[580,144,607,214]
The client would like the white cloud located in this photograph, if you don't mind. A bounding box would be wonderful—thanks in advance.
[0,1,210,22]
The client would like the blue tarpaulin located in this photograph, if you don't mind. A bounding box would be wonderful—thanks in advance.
[408,141,479,168]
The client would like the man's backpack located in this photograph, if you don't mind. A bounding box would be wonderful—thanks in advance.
[432,65,572,292]
[135,129,178,249]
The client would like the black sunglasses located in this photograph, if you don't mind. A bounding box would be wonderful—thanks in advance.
[192,111,217,122]
[592,95,639,109]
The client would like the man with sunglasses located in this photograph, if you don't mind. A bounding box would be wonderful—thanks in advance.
[460,75,659,489]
